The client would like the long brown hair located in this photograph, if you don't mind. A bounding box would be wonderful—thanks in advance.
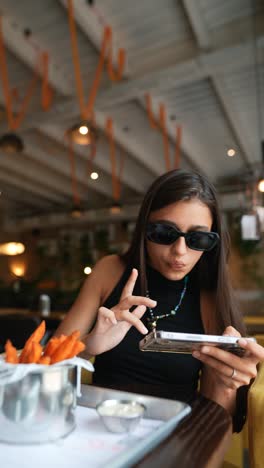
[121,169,245,335]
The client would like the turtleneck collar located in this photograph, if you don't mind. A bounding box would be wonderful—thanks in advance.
[146,263,188,291]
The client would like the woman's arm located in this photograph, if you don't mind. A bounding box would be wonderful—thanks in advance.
[55,255,121,338]
[55,255,156,358]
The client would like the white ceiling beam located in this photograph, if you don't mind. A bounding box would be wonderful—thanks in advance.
[182,0,211,50]
[0,15,72,95]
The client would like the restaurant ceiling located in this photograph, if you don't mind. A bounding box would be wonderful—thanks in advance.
[0,0,263,228]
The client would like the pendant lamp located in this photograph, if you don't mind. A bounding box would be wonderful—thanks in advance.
[0,133,24,153]
[71,203,83,218]
[110,201,122,214]
[65,120,97,146]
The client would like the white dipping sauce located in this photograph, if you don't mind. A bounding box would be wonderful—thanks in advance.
[98,402,144,418]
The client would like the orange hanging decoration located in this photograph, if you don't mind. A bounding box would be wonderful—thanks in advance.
[86,111,97,175]
[68,140,80,206]
[145,93,182,171]
[67,0,126,121]
[145,93,159,130]
[0,16,54,131]
[106,27,126,82]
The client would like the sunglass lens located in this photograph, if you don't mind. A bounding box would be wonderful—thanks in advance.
[187,232,218,251]
[147,224,178,245]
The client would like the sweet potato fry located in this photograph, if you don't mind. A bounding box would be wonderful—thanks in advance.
[19,341,33,363]
[38,356,51,365]
[27,320,46,345]
[19,320,46,363]
[5,339,19,364]
[43,335,66,357]
[4,326,84,365]
[26,342,43,364]
[50,331,80,364]
[68,340,85,358]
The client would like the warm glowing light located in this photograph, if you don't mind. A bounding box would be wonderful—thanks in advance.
[227,148,236,157]
[84,266,92,275]
[90,172,99,180]
[258,179,264,193]
[79,125,89,135]
[10,263,26,277]
[110,202,122,214]
[0,242,25,256]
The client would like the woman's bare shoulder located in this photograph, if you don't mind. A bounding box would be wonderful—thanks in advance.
[93,254,125,275]
[92,254,126,301]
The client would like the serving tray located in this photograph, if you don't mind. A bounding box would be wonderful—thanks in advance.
[0,384,191,468]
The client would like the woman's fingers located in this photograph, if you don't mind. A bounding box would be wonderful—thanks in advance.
[120,295,157,310]
[238,338,264,361]
[98,307,117,325]
[118,308,148,334]
[120,268,138,301]
[198,345,257,377]
[222,326,241,338]
[98,305,148,335]
[193,350,254,386]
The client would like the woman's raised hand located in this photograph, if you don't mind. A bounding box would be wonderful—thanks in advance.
[87,268,156,355]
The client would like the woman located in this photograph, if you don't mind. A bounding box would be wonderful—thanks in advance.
[56,169,263,431]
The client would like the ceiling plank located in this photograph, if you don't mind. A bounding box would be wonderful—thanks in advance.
[182,0,254,167]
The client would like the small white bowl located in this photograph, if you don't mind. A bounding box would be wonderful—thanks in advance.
[96,399,146,433]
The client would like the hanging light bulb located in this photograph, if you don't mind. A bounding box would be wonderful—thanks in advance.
[0,133,24,153]
[65,120,97,145]
[84,266,92,275]
[227,148,236,157]
[90,171,99,180]
[0,242,25,256]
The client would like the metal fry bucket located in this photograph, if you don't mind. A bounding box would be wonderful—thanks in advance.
[0,364,77,444]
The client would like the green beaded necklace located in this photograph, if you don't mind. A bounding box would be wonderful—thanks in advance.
[146,275,189,330]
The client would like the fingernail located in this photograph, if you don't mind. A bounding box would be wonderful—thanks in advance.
[142,327,148,334]
[193,351,200,358]
[201,346,209,353]
[150,300,157,306]
[238,338,247,346]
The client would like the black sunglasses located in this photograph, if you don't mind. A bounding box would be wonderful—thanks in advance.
[146,223,220,251]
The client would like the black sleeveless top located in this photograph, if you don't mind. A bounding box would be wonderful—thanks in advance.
[93,264,204,402]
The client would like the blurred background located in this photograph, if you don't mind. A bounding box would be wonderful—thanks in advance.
[0,0,263,326]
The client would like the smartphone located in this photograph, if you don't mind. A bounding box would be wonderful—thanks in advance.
[139,330,256,356]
